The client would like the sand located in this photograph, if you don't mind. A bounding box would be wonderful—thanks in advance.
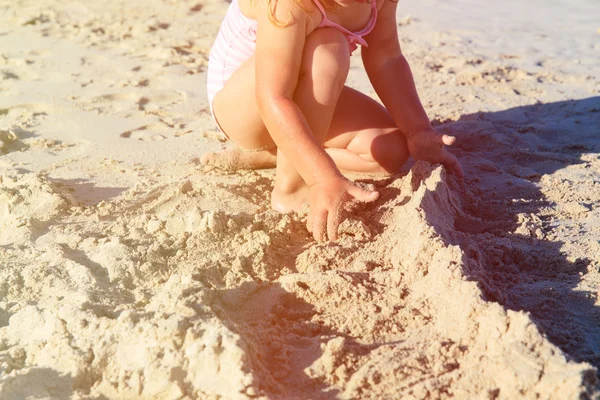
[1,0,599,398]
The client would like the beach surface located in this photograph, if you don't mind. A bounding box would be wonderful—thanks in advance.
[1,0,599,398]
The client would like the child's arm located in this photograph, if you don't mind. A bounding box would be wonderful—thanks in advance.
[255,2,335,185]
[361,0,463,178]
[255,0,378,241]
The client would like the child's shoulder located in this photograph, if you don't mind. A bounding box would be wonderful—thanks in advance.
[271,0,320,20]
[274,0,319,13]
[246,0,320,32]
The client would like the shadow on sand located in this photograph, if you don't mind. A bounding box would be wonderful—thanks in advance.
[436,96,600,370]
[209,281,342,399]
[48,178,127,206]
[194,97,600,398]
[0,367,109,400]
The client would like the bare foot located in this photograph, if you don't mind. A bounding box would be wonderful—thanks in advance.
[200,148,276,171]
[271,182,309,213]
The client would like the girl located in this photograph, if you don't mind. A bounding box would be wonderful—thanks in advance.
[203,0,463,241]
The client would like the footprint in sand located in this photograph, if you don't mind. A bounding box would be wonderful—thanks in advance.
[0,129,23,154]
[82,90,185,115]
[82,92,139,114]
[120,122,167,141]
[0,125,40,154]
[120,119,191,141]
[2,71,19,80]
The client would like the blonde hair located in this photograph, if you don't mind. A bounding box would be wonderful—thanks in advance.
[263,0,338,27]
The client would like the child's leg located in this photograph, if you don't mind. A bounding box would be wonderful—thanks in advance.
[205,29,409,211]
[323,86,410,174]
[202,86,408,174]
[201,147,277,171]
[207,27,353,212]
[203,85,408,173]
[271,27,352,212]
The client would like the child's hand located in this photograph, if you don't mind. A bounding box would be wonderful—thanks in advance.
[406,127,464,178]
[306,177,379,242]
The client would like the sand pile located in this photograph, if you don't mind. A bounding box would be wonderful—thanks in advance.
[0,161,598,399]
[1,0,600,398]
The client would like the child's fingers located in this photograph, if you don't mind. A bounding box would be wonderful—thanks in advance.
[306,211,314,234]
[327,206,343,242]
[312,209,328,242]
[347,185,379,203]
[441,134,457,146]
[442,152,464,179]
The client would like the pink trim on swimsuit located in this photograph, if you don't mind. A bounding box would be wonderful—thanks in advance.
[312,0,378,53]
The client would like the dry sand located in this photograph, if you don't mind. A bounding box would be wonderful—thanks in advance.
[1,0,599,398]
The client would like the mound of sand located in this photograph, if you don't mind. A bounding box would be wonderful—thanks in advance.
[0,162,597,399]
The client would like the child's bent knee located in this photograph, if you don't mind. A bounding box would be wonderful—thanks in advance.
[371,132,409,173]
[302,28,350,79]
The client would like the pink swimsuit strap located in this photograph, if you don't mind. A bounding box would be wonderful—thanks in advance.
[312,0,377,50]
